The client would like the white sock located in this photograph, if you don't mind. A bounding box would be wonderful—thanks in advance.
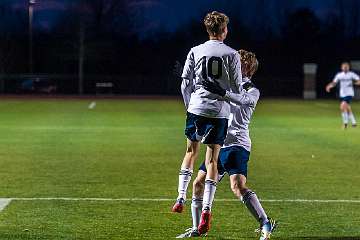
[202,179,217,211]
[342,112,349,124]
[177,168,193,200]
[348,112,357,125]
[191,197,202,229]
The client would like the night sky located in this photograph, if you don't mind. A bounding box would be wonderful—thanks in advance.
[5,0,347,36]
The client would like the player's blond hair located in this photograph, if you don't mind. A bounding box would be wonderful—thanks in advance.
[204,11,229,37]
[239,49,258,78]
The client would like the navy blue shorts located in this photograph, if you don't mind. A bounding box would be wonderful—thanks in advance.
[185,112,228,145]
[198,146,250,178]
[340,96,353,104]
[219,146,250,177]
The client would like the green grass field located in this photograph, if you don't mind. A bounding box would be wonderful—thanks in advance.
[0,98,359,239]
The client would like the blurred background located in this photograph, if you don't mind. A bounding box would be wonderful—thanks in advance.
[1,0,360,98]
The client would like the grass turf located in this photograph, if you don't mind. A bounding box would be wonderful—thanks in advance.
[0,98,359,239]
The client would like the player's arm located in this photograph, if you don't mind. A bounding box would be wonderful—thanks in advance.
[181,50,195,108]
[224,82,260,107]
[326,74,339,92]
[202,80,259,106]
[181,78,194,108]
[352,72,360,86]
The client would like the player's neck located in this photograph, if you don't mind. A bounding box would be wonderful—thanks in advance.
[209,36,224,42]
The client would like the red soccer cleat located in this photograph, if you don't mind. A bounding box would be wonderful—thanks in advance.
[171,198,185,213]
[198,210,212,234]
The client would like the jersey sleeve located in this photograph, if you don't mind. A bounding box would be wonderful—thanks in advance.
[333,73,340,83]
[352,72,360,80]
[180,50,195,109]
[181,50,195,80]
[223,88,260,107]
[228,52,242,93]
[181,79,194,109]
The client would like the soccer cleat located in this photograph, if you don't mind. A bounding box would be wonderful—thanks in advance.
[255,218,278,240]
[198,210,212,234]
[176,228,201,238]
[172,198,185,213]
[352,124,357,128]
[342,124,348,130]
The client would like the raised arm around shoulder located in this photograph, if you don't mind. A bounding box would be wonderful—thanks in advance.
[223,88,260,107]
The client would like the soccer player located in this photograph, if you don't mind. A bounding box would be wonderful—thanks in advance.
[172,10,242,228]
[326,62,360,129]
[176,50,277,239]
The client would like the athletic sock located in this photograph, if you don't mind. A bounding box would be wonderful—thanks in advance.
[191,197,203,229]
[342,112,349,125]
[202,179,217,211]
[242,189,268,226]
[348,112,357,125]
[177,168,193,200]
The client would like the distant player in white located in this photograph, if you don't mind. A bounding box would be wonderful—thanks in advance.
[326,62,360,128]
[176,50,277,240]
[172,11,243,234]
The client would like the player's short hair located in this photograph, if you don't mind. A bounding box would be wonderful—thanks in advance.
[204,11,229,37]
[238,49,258,78]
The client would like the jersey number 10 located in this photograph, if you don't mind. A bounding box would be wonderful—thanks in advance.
[201,56,223,80]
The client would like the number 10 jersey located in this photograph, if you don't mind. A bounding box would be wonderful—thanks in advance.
[181,40,242,119]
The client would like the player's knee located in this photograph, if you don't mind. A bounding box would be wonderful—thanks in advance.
[230,180,242,198]
[205,158,216,165]
[230,175,247,198]
[340,102,347,111]
[186,143,199,157]
[193,178,205,196]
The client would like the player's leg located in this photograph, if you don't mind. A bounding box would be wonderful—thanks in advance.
[198,143,221,234]
[229,174,268,225]
[176,170,206,238]
[221,146,276,239]
[229,174,276,240]
[173,139,200,213]
[198,117,227,234]
[340,101,349,129]
[173,112,204,213]
[346,100,357,127]
[202,144,221,211]
[191,171,205,231]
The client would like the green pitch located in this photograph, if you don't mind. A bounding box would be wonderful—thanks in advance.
[0,98,359,239]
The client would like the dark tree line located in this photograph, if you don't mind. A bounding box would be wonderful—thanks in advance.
[1,1,360,96]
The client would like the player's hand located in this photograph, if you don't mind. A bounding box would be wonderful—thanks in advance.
[243,81,256,91]
[202,79,226,97]
[325,85,331,93]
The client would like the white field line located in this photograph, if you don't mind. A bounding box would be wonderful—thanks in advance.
[1,198,359,213]
[0,198,360,203]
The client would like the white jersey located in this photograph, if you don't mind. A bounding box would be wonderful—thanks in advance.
[181,40,242,119]
[333,71,360,97]
[222,80,260,151]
